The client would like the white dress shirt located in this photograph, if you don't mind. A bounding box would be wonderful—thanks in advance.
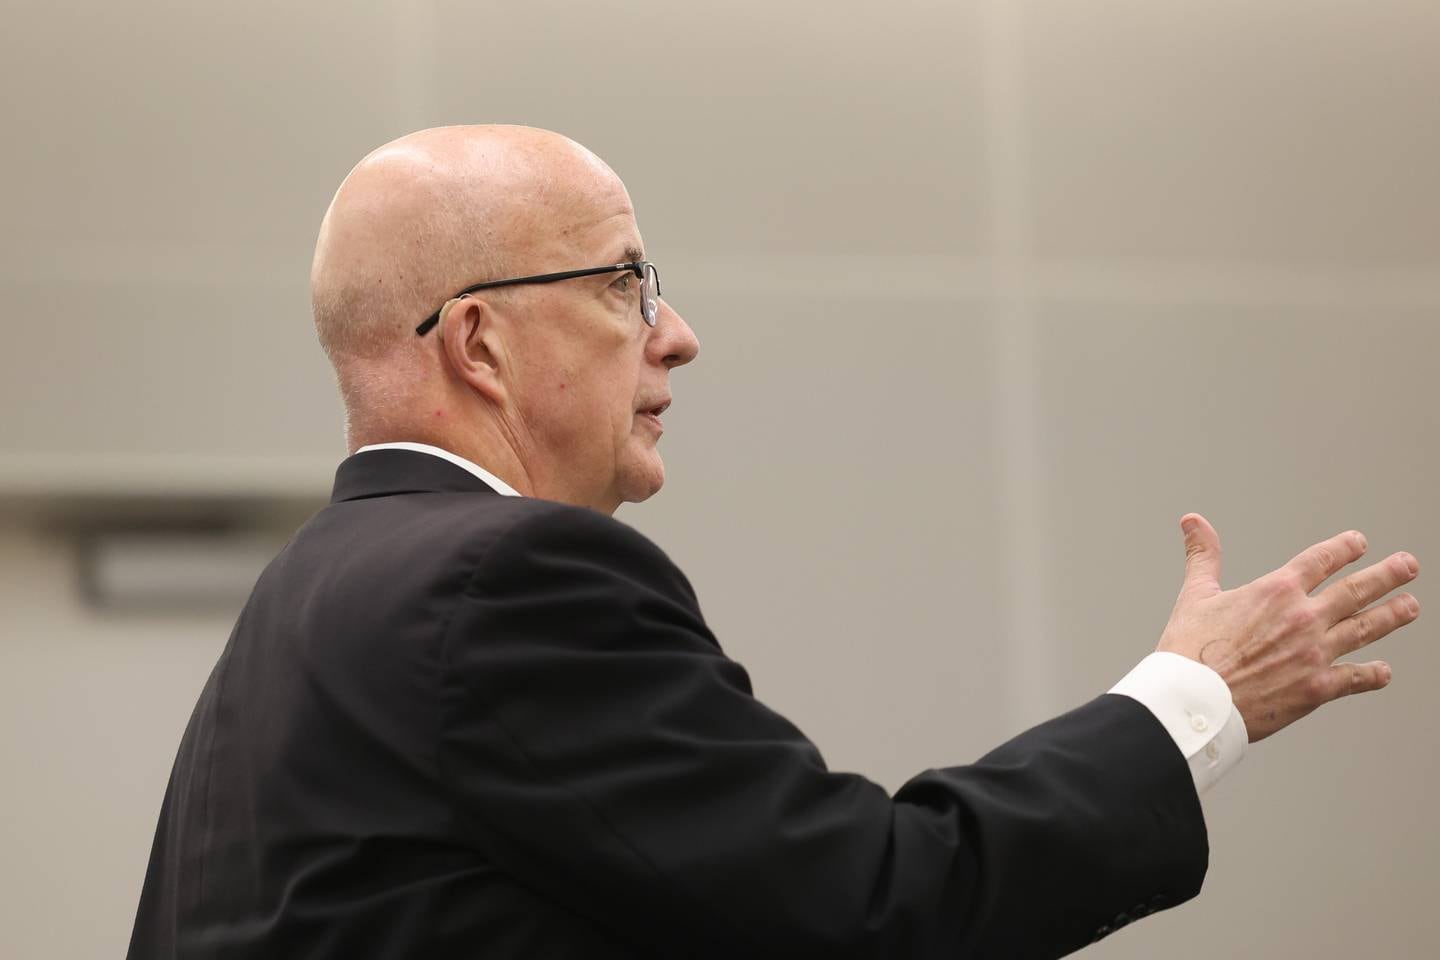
[355,441,1246,795]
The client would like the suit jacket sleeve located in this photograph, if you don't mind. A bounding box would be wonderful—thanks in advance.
[437,503,1207,959]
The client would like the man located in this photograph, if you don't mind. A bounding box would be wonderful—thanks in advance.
[127,125,1421,958]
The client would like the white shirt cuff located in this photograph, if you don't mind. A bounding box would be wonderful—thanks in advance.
[1108,651,1248,795]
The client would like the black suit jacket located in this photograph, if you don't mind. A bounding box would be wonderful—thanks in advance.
[128,448,1208,958]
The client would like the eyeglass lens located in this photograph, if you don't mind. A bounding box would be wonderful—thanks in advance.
[641,263,659,326]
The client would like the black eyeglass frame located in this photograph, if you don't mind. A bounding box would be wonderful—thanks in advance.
[415,260,660,336]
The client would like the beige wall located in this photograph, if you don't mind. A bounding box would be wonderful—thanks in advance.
[1,1,1437,956]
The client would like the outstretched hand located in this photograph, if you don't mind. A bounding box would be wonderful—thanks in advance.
[1158,514,1421,742]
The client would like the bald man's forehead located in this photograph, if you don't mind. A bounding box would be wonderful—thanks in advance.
[509,174,641,269]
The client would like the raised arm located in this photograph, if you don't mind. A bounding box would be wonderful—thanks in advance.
[438,504,1211,959]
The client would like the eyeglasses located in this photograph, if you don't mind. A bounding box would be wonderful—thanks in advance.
[415,260,661,336]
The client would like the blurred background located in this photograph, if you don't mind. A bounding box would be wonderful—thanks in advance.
[2,1,1437,956]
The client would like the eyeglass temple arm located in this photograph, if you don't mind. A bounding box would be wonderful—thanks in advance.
[415,262,646,336]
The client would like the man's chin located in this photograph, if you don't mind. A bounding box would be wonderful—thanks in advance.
[616,452,666,505]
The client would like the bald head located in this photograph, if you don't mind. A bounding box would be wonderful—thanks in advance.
[307,125,698,513]
[310,125,641,455]
[311,125,623,364]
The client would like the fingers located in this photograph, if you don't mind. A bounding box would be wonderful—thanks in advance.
[1317,551,1420,623]
[1322,659,1393,701]
[1283,530,1368,593]
[1179,513,1222,598]
[1328,592,1420,658]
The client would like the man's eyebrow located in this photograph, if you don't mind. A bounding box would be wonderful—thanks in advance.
[617,244,645,264]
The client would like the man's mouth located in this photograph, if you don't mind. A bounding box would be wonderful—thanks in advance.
[638,399,670,430]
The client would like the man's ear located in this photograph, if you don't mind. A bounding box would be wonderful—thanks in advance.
[438,295,506,406]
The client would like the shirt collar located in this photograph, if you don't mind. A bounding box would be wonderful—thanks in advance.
[354,442,522,497]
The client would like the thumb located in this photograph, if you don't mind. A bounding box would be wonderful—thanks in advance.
[1179,512,1222,598]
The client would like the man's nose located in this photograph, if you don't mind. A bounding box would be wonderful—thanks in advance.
[653,298,699,368]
